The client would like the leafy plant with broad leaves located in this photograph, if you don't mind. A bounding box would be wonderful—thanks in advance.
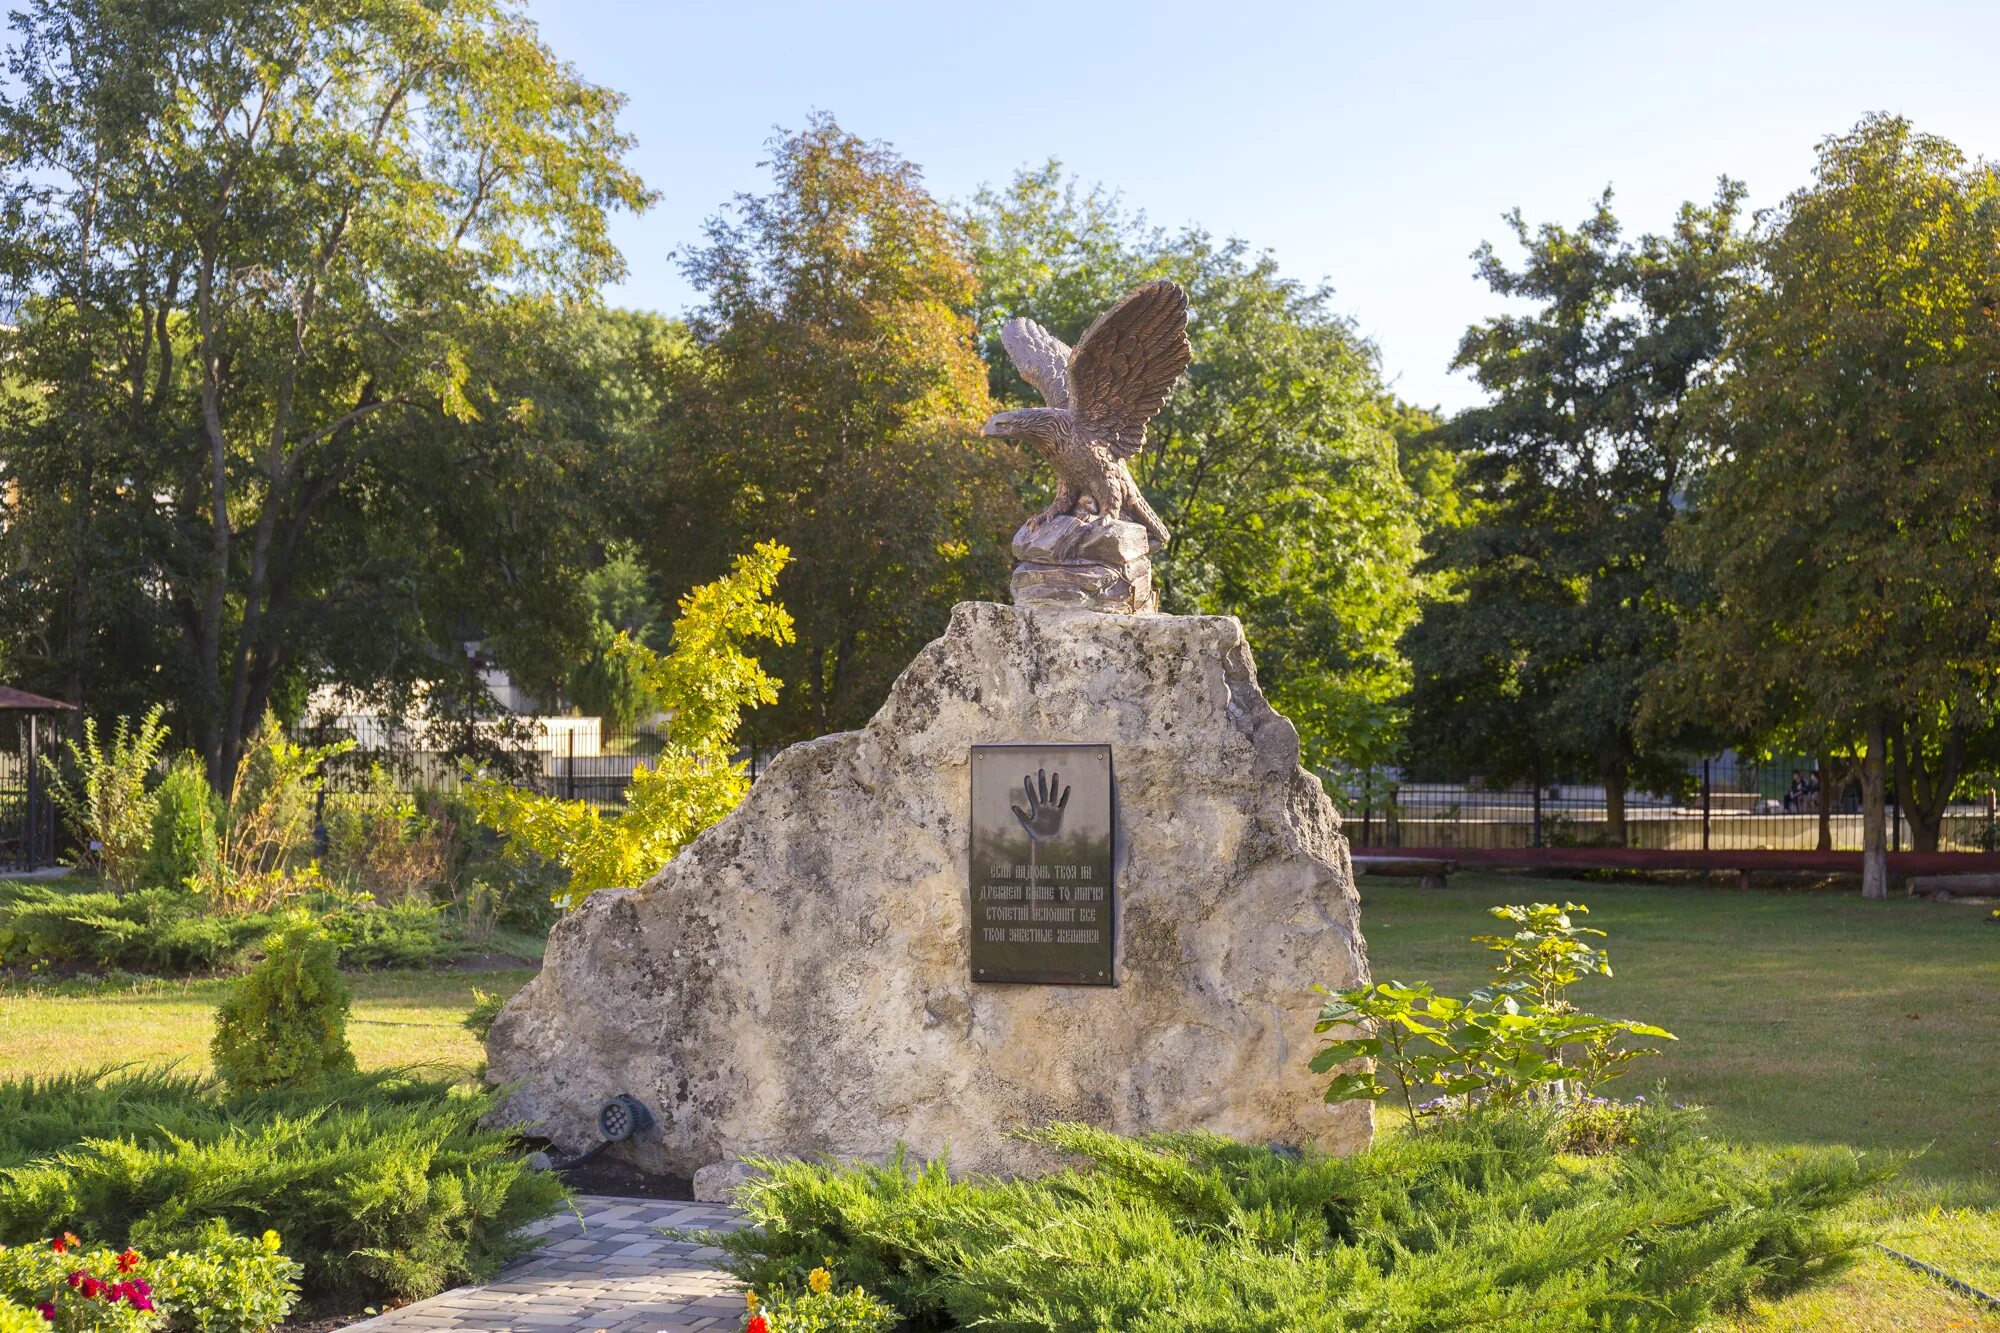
[1311,902,1672,1128]
[41,707,171,891]
[1471,901,1609,1011]
[468,543,794,907]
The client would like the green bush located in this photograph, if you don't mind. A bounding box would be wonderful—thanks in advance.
[42,707,171,892]
[464,855,564,935]
[715,1111,1885,1332]
[0,1299,45,1333]
[145,1222,302,1333]
[0,1068,567,1312]
[210,922,356,1092]
[0,882,468,977]
[0,885,274,975]
[0,1221,299,1333]
[202,715,352,915]
[317,896,456,970]
[463,988,506,1043]
[141,757,220,893]
[322,770,459,904]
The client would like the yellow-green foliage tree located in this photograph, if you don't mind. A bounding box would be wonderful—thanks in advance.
[469,543,794,906]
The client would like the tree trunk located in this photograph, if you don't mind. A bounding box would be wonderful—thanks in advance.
[1601,762,1628,848]
[1861,715,1888,899]
[196,255,232,790]
[1893,720,1961,854]
[1815,750,1834,852]
[62,439,95,736]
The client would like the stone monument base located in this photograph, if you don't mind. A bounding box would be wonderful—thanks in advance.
[485,602,1370,1178]
[1009,514,1157,612]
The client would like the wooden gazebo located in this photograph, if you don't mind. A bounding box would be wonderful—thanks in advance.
[1,686,75,872]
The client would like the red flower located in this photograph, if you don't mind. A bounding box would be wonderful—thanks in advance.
[116,1248,141,1273]
[49,1236,66,1254]
[112,1281,155,1313]
[34,1303,53,1321]
[79,1276,104,1300]
[127,1278,151,1299]
[746,1316,770,1333]
[66,1270,85,1289]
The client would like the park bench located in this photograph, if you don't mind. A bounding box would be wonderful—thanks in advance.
[1351,855,1456,889]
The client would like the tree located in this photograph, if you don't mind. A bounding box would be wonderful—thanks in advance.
[468,543,794,905]
[966,165,1423,770]
[1407,184,1748,845]
[0,0,649,782]
[1670,116,2000,891]
[561,542,669,730]
[641,116,1018,745]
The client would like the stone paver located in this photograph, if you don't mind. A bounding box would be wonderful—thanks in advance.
[340,1196,748,1333]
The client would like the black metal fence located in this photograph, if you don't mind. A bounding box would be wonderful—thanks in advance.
[0,714,59,872]
[299,714,674,813]
[295,721,2000,859]
[1330,754,2000,854]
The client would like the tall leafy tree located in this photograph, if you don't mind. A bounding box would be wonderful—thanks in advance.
[0,0,649,781]
[1670,116,2000,890]
[967,165,1423,770]
[646,115,1019,743]
[1407,184,1748,844]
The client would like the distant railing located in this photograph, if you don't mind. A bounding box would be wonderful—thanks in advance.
[1330,756,2000,856]
[296,713,784,816]
[298,713,670,813]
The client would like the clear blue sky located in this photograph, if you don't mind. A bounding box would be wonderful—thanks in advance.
[527,0,2000,411]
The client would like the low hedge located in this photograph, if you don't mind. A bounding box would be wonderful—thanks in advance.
[716,1107,1887,1332]
[0,1068,567,1313]
[0,883,458,975]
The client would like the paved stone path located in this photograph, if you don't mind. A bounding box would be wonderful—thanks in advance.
[341,1197,750,1333]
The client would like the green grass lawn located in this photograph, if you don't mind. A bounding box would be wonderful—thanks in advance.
[0,966,538,1081]
[1363,873,2000,1332]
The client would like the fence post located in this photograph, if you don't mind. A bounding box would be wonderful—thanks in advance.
[1702,757,1712,851]
[566,729,576,802]
[25,713,40,869]
[1531,777,1543,850]
[1891,785,1900,853]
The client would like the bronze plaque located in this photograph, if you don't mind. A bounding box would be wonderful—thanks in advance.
[968,744,1114,985]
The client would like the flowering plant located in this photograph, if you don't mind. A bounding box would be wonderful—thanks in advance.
[146,1225,300,1333]
[740,1261,894,1332]
[0,1238,160,1331]
[0,1227,299,1333]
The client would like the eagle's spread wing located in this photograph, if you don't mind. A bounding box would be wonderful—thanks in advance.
[1069,281,1190,459]
[1000,317,1072,410]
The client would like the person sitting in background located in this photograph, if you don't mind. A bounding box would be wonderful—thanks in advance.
[1783,768,1818,812]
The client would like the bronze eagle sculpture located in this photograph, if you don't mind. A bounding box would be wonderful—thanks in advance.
[982,280,1191,551]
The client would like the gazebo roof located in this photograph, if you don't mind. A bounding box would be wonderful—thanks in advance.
[0,685,75,712]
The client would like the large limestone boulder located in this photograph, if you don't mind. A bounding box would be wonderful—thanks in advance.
[486,602,1371,1176]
